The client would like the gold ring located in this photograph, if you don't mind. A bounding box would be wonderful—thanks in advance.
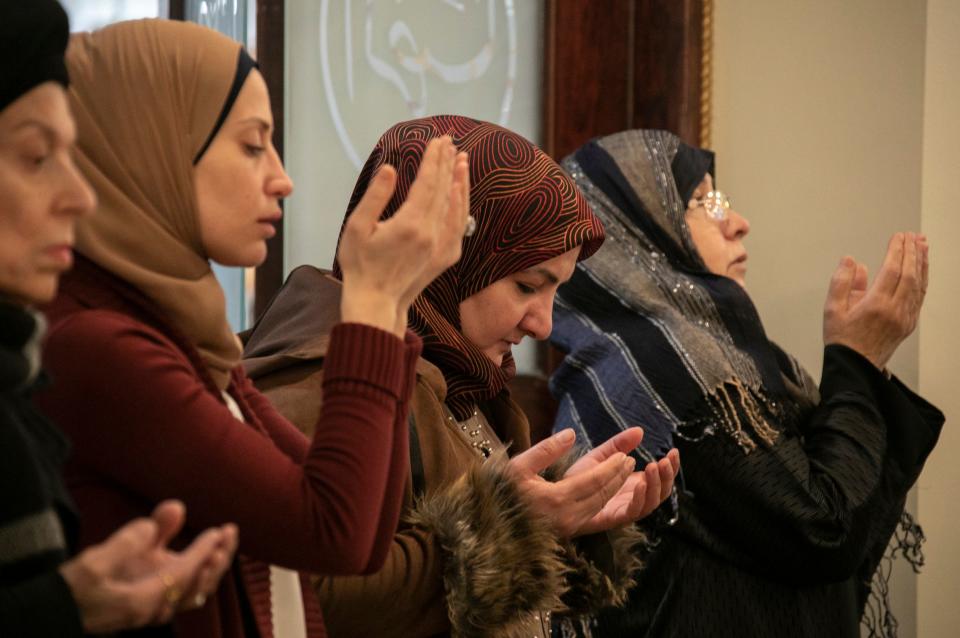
[192,593,207,608]
[160,572,182,605]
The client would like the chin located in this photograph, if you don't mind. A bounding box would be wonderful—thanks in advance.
[212,243,267,268]
[7,278,58,306]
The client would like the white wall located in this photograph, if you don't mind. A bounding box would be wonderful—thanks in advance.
[713,1,959,635]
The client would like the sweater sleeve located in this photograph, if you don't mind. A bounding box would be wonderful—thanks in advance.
[0,571,84,638]
[240,327,422,572]
[38,313,415,575]
[673,344,943,584]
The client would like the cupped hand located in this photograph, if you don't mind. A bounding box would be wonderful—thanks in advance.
[823,232,929,370]
[59,500,238,633]
[337,136,470,336]
[568,431,680,536]
[507,429,635,539]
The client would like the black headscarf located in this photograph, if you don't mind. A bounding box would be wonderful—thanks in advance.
[0,0,70,113]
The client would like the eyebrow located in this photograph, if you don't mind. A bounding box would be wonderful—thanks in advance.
[235,116,272,132]
[522,267,561,285]
[11,119,70,144]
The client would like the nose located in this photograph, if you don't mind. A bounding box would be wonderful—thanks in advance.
[725,208,750,240]
[267,145,294,199]
[518,296,554,341]
[59,157,96,219]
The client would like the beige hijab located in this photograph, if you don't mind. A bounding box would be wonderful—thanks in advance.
[66,19,245,389]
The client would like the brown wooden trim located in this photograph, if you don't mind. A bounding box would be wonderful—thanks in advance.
[168,0,185,20]
[631,0,704,145]
[542,0,635,160]
[254,0,286,317]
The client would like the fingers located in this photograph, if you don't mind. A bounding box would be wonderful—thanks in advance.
[400,137,451,222]
[893,232,919,303]
[852,262,868,294]
[509,428,576,477]
[344,165,398,234]
[436,152,470,266]
[826,256,856,313]
[667,448,680,476]
[656,455,676,503]
[919,236,929,295]
[873,232,905,296]
[457,151,470,223]
[641,461,662,516]
[177,523,238,612]
[428,139,457,222]
[600,427,645,457]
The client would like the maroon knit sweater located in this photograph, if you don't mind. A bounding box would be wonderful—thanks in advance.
[36,257,420,637]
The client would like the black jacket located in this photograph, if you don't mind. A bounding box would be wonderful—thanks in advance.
[0,301,83,637]
[593,345,943,638]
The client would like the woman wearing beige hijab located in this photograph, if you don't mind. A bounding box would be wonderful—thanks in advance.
[36,18,468,638]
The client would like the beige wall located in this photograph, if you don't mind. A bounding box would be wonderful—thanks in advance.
[917,0,960,636]
[715,0,956,635]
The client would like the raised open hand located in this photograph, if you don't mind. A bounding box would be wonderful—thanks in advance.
[823,232,929,370]
[337,136,469,336]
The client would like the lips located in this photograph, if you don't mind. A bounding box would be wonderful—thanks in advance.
[44,243,74,269]
[257,210,283,224]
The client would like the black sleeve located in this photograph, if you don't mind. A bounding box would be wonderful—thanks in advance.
[673,344,943,585]
[0,570,85,637]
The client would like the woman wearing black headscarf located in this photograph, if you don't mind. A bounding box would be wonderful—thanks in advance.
[549,129,943,637]
[0,2,236,635]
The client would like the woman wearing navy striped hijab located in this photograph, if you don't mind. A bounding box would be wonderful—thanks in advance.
[549,128,942,637]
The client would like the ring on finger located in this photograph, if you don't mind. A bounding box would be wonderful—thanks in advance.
[160,572,182,606]
[192,593,207,609]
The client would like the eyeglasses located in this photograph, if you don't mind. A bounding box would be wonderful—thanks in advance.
[690,190,732,221]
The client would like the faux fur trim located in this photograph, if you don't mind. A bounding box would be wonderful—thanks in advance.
[558,522,645,613]
[407,451,567,638]
[542,449,646,614]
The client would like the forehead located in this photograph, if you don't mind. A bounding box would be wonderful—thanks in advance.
[223,70,272,124]
[518,246,580,282]
[0,82,74,142]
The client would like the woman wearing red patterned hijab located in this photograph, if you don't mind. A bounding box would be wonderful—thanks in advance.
[244,115,679,637]
[336,115,604,419]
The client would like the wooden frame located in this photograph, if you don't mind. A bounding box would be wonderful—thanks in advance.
[168,0,184,20]
[253,0,286,318]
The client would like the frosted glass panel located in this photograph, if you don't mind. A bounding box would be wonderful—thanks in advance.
[285,0,543,274]
[62,0,164,31]
[185,0,256,55]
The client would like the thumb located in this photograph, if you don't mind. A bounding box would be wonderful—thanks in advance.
[827,256,856,312]
[345,165,398,233]
[510,429,576,476]
[150,500,186,549]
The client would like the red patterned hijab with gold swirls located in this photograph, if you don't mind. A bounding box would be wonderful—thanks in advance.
[334,116,604,419]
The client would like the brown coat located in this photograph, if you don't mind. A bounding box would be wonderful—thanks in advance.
[243,267,643,637]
